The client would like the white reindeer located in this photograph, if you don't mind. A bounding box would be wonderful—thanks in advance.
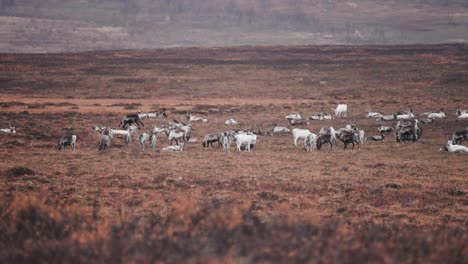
[366,111,383,118]
[99,135,112,151]
[166,129,188,145]
[225,118,239,125]
[333,104,347,118]
[285,114,301,120]
[457,113,468,120]
[150,133,158,151]
[138,132,150,151]
[456,107,467,116]
[0,125,16,134]
[272,125,290,134]
[396,110,414,120]
[92,124,108,133]
[304,133,317,152]
[108,128,133,146]
[186,112,207,122]
[445,140,468,153]
[222,133,231,154]
[234,133,257,152]
[162,144,184,152]
[423,110,446,119]
[292,128,312,146]
[138,110,167,119]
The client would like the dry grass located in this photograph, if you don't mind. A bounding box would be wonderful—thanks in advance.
[0,45,467,262]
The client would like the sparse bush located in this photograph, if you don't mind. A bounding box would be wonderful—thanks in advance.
[0,195,466,263]
[6,166,35,177]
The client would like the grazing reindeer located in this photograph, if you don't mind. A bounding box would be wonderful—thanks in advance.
[120,114,144,129]
[58,135,77,151]
[99,134,111,151]
[316,127,336,150]
[333,104,347,118]
[336,130,360,150]
[202,133,223,148]
[316,134,333,150]
[0,125,16,134]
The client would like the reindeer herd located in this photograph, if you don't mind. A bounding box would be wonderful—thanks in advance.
[1,105,468,154]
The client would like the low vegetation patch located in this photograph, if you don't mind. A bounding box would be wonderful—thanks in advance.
[6,166,35,177]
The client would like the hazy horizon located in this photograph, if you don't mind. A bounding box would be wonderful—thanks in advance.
[1,0,468,52]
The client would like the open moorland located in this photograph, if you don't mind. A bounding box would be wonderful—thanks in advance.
[0,45,467,262]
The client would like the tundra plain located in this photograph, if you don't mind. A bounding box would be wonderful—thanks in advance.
[0,45,467,262]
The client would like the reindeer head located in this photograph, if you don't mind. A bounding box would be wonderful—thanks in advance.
[57,139,65,150]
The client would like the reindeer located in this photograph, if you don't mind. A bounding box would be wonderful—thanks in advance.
[0,125,16,134]
[366,111,383,118]
[285,114,301,120]
[368,133,385,142]
[378,124,393,133]
[150,132,158,151]
[304,133,318,152]
[162,143,185,152]
[316,127,335,150]
[292,128,312,146]
[163,128,189,145]
[138,132,150,151]
[452,127,468,145]
[395,119,422,142]
[333,104,347,118]
[202,133,223,148]
[225,118,239,125]
[222,132,231,154]
[58,135,77,151]
[288,118,309,126]
[336,130,360,150]
[99,134,111,151]
[120,113,144,129]
[186,112,207,122]
[444,140,468,153]
[456,107,467,116]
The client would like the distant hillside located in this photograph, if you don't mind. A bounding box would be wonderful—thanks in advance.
[1,0,468,52]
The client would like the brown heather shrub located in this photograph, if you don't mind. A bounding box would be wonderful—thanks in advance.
[0,194,467,263]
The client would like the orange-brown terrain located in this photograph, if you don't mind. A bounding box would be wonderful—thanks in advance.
[0,45,467,262]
